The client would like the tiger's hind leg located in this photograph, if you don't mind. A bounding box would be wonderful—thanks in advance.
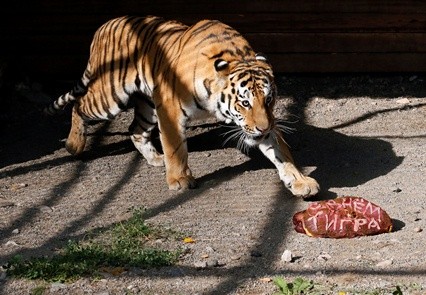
[129,93,164,167]
[65,104,87,155]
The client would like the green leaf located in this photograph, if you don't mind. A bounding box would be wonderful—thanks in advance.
[393,286,403,295]
[293,277,313,293]
[6,208,182,282]
[273,277,290,294]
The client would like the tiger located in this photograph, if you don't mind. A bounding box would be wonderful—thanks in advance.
[44,15,319,197]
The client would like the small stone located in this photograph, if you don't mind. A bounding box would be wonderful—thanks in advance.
[414,227,423,233]
[281,249,293,263]
[200,254,209,258]
[12,229,19,234]
[0,271,6,280]
[259,277,272,282]
[154,238,163,244]
[409,75,418,81]
[5,240,19,247]
[205,246,215,252]
[39,205,53,213]
[376,259,393,267]
[396,98,410,105]
[127,285,140,293]
[194,261,207,269]
[230,255,241,261]
[318,254,331,261]
[206,259,219,267]
[392,188,402,193]
[250,250,262,257]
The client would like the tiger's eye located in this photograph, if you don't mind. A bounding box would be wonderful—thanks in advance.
[242,100,250,107]
[265,96,273,104]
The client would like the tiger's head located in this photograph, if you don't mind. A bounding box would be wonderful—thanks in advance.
[213,53,278,148]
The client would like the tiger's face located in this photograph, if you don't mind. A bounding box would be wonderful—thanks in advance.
[214,54,277,148]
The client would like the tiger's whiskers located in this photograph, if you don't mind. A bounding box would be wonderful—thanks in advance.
[221,124,250,154]
[275,119,296,134]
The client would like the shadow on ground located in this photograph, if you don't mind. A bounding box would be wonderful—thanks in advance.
[1,73,424,294]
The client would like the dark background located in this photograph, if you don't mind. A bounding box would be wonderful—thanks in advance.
[1,0,426,82]
[0,0,425,157]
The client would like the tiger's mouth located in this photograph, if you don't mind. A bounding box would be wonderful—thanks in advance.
[250,134,265,141]
[245,131,270,145]
[222,124,270,150]
[243,133,267,147]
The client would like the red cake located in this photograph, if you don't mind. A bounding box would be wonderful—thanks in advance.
[293,196,393,238]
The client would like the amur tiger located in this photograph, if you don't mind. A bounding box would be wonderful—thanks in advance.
[44,15,319,197]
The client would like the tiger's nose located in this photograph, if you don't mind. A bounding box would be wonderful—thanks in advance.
[255,125,269,134]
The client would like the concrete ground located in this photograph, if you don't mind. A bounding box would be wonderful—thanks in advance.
[0,74,425,294]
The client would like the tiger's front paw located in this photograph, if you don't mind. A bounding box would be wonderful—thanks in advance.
[288,176,320,198]
[167,175,197,190]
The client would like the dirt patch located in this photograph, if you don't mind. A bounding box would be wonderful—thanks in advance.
[1,73,426,294]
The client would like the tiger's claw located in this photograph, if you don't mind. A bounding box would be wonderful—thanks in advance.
[167,175,197,190]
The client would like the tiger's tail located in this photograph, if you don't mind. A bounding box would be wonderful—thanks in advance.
[43,69,91,115]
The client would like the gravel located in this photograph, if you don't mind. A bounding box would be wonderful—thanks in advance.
[0,73,425,294]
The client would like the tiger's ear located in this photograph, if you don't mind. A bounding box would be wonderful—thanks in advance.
[214,59,229,72]
[255,53,269,62]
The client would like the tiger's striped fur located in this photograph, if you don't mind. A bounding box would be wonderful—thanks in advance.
[44,15,319,196]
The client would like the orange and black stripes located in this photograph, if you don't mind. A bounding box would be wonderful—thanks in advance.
[44,16,277,188]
